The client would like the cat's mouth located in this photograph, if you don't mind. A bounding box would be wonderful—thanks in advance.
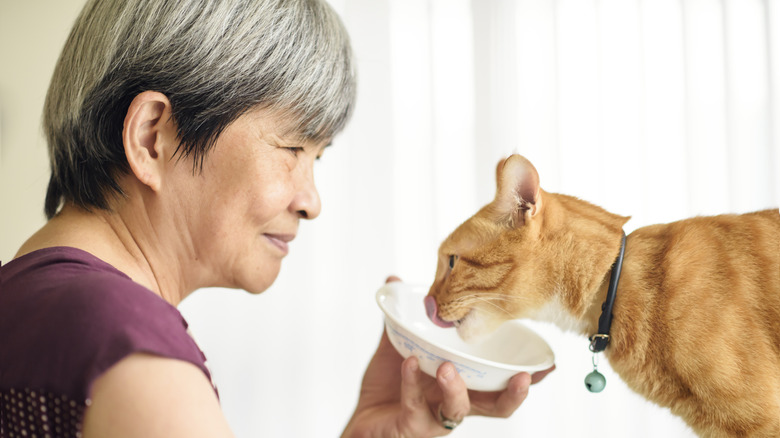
[452,310,471,328]
[424,296,470,329]
[453,309,494,343]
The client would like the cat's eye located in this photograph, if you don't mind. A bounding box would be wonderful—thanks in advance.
[448,255,458,269]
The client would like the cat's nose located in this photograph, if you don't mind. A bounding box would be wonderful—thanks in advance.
[424,296,455,328]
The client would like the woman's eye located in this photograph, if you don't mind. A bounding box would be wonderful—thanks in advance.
[448,255,457,269]
[286,147,305,156]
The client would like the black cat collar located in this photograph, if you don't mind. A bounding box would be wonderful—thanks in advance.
[589,231,627,353]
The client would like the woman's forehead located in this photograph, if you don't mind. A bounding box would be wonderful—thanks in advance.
[241,109,330,145]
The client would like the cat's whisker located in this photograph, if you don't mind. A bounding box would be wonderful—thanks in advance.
[454,295,516,318]
[458,294,523,307]
[470,293,521,303]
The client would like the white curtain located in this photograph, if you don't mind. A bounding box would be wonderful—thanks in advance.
[179,0,780,437]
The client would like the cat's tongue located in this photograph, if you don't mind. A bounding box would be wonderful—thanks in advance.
[424,296,455,328]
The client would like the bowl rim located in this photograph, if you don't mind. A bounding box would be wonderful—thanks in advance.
[376,282,554,372]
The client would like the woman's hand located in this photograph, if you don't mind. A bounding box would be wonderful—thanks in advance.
[342,276,555,438]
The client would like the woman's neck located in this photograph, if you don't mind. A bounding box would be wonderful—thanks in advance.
[15,203,190,306]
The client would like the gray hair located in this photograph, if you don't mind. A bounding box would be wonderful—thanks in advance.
[43,0,356,219]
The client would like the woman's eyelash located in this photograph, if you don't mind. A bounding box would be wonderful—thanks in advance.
[286,147,305,156]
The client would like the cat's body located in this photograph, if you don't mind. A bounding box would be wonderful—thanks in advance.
[426,154,780,437]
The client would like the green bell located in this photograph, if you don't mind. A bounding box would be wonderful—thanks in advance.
[584,370,606,393]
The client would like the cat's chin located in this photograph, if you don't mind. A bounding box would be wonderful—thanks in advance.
[454,309,505,344]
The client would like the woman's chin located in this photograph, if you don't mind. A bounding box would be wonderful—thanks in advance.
[232,262,281,295]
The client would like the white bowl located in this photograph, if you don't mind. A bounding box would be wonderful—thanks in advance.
[376,282,555,391]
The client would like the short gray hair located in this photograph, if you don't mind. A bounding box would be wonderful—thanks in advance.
[43,0,356,219]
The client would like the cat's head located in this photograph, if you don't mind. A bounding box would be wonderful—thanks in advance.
[425,154,562,342]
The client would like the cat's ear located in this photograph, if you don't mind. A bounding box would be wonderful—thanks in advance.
[495,156,507,189]
[495,154,542,225]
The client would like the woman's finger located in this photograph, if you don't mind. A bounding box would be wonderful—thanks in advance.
[468,370,535,418]
[489,372,532,418]
[531,364,556,384]
[399,357,437,432]
[435,362,470,428]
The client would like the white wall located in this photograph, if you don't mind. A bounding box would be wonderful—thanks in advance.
[0,0,85,262]
[2,1,778,437]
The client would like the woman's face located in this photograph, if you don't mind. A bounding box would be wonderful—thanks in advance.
[165,109,327,294]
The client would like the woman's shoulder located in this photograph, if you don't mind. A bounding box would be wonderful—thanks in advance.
[0,246,210,402]
[4,245,174,306]
[1,246,188,339]
[0,247,225,437]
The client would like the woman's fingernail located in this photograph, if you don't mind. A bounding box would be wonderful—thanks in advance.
[406,357,418,375]
[440,366,454,383]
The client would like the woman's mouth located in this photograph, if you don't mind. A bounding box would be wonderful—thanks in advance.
[264,234,294,255]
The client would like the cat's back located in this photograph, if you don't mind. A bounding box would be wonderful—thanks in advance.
[734,207,780,239]
[677,208,779,259]
[622,208,779,324]
[628,208,779,272]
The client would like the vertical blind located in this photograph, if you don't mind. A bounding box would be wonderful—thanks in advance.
[179,0,779,437]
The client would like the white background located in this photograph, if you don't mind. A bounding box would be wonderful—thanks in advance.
[1,1,779,437]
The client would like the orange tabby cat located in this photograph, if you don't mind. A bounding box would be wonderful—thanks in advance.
[426,154,780,437]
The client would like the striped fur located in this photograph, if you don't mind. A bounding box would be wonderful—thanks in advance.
[427,154,780,437]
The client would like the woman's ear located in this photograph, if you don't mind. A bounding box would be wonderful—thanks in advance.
[122,91,176,192]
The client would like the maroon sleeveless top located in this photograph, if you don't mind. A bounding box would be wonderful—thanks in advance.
[0,247,216,437]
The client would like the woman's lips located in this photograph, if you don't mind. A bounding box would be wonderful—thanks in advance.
[264,234,294,255]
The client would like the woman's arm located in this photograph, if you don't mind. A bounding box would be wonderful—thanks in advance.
[81,353,234,438]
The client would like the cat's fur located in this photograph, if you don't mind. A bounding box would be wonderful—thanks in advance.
[427,154,780,437]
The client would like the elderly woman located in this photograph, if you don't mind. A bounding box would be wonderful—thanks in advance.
[0,0,550,436]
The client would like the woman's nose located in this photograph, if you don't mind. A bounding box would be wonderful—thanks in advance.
[291,165,321,220]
